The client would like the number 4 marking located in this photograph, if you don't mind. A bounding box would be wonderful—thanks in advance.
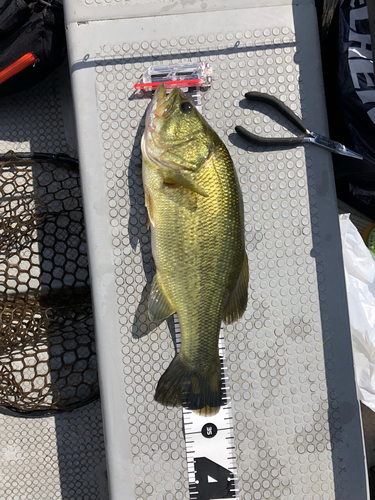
[207,475,218,483]
[189,457,236,499]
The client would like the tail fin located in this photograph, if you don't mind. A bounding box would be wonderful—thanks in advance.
[154,355,222,416]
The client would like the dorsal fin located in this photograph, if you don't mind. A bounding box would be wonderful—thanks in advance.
[222,254,249,324]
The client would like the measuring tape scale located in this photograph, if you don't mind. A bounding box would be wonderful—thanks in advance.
[173,313,240,500]
[172,86,240,500]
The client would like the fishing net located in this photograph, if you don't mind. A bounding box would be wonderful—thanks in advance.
[0,152,99,415]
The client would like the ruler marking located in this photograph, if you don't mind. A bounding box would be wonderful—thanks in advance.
[176,88,239,500]
[176,323,239,500]
[185,427,235,437]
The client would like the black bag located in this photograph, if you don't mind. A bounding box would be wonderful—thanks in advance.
[333,0,375,218]
[0,0,66,96]
[338,0,375,168]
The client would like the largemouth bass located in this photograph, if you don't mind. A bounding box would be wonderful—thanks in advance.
[141,83,248,415]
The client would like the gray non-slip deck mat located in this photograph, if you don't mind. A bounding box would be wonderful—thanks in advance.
[65,1,368,499]
[0,65,108,500]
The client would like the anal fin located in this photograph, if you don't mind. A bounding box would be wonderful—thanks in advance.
[222,253,249,324]
[148,272,175,322]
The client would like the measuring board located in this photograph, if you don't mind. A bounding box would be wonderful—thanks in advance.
[172,87,239,500]
[65,2,369,499]
[174,319,239,500]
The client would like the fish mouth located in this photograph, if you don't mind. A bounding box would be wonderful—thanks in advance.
[143,84,181,164]
[146,83,166,126]
[153,84,169,117]
[145,84,180,129]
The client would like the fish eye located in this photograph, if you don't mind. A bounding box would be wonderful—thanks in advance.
[180,101,193,114]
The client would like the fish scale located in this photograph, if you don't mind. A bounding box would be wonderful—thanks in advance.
[153,146,239,356]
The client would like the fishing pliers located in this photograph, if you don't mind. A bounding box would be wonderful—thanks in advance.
[235,92,362,160]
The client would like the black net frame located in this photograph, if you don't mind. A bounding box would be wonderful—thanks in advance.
[0,152,99,417]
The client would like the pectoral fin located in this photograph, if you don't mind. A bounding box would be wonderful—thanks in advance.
[163,170,208,197]
[148,272,175,322]
[144,186,155,229]
[222,253,249,324]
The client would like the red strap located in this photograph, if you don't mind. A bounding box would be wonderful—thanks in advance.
[135,79,202,89]
[0,53,36,85]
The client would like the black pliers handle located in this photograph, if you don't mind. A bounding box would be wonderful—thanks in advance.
[235,92,308,146]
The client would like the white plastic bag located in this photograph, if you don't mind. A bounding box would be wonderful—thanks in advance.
[339,213,375,411]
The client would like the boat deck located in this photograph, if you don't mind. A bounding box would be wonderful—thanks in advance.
[0,1,370,499]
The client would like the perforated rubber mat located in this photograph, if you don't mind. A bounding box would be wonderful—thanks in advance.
[65,3,368,499]
[94,29,339,500]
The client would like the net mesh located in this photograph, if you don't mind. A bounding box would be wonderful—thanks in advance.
[0,154,99,414]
